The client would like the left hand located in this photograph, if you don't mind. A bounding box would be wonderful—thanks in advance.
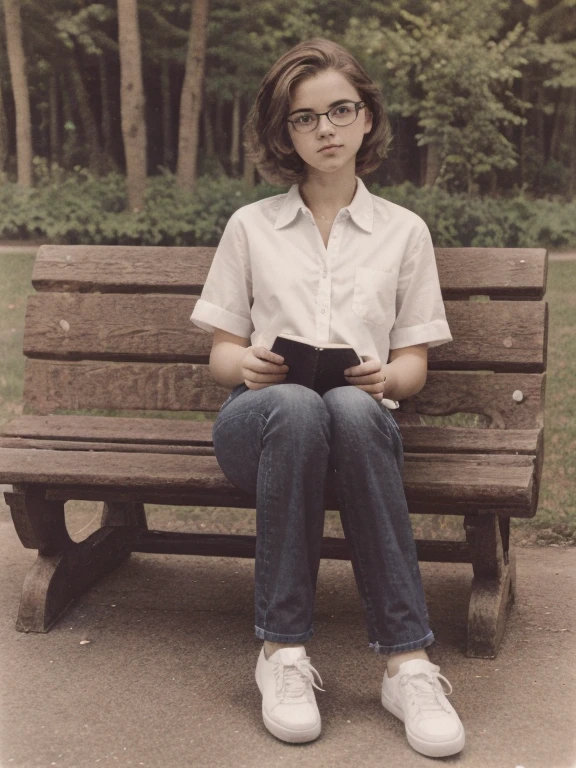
[344,356,388,402]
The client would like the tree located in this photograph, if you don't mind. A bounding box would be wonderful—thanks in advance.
[177,0,209,190]
[118,0,147,210]
[3,0,32,186]
[345,0,528,191]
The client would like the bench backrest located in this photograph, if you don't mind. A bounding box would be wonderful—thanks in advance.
[23,245,548,429]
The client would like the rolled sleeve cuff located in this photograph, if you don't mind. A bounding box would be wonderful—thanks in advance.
[390,319,453,350]
[190,299,253,337]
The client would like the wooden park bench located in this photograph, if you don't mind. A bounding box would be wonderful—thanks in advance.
[0,244,548,658]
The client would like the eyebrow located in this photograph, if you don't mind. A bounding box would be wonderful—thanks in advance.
[288,99,354,117]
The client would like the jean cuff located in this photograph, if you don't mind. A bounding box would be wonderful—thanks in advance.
[255,625,315,643]
[368,631,435,655]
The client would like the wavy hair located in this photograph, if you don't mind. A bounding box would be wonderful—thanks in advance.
[243,38,392,186]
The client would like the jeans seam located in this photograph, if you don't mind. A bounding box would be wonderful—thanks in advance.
[260,412,272,633]
[338,489,380,640]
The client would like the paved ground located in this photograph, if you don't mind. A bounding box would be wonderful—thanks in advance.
[0,502,575,768]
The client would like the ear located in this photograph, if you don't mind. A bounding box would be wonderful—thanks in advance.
[363,107,373,135]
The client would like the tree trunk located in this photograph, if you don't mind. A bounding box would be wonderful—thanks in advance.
[99,57,112,154]
[3,0,32,186]
[0,79,9,171]
[118,0,147,211]
[68,59,105,175]
[424,143,440,186]
[161,60,173,169]
[568,89,576,197]
[177,0,209,190]
[203,95,214,157]
[243,150,255,186]
[48,72,61,168]
[230,88,241,177]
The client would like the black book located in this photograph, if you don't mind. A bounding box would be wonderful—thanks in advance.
[270,334,363,397]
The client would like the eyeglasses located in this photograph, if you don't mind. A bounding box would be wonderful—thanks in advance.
[287,101,366,134]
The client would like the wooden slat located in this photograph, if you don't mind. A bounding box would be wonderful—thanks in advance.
[132,530,472,563]
[0,415,542,454]
[435,248,547,299]
[0,437,216,456]
[32,245,214,294]
[22,360,546,428]
[0,438,539,465]
[23,293,547,371]
[0,448,536,512]
[32,245,547,298]
[24,294,209,362]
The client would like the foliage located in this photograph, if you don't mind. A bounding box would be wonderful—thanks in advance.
[0,169,574,249]
[345,0,530,191]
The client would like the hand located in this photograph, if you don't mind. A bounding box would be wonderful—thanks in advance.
[241,346,289,390]
[344,356,388,402]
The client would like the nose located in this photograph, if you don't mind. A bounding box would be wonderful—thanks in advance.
[317,113,335,135]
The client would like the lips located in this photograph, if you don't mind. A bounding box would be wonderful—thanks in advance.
[319,145,342,152]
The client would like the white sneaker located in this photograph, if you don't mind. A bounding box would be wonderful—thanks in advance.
[381,659,465,757]
[255,645,324,743]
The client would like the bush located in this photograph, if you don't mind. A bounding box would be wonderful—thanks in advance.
[0,168,574,249]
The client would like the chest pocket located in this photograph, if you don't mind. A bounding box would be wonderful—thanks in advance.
[351,266,397,327]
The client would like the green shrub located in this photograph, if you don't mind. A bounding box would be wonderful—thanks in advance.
[0,168,574,249]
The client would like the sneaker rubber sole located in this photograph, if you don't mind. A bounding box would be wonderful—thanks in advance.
[381,689,465,758]
[256,664,321,744]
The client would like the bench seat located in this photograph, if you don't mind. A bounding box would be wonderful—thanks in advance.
[0,416,541,515]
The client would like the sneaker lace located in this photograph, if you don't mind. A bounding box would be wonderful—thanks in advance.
[400,671,453,719]
[274,657,325,701]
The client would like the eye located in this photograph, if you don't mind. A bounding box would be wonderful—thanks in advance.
[333,105,353,116]
[294,114,314,125]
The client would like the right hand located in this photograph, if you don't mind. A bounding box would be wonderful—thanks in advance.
[241,346,289,390]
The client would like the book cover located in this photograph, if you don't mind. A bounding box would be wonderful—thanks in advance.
[270,334,363,397]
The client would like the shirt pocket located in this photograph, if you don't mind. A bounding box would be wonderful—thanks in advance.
[351,266,397,327]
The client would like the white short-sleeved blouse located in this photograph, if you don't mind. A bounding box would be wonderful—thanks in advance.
[190,176,453,408]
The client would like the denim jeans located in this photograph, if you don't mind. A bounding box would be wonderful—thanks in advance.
[211,382,434,654]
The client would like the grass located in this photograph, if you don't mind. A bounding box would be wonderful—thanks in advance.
[1,251,575,546]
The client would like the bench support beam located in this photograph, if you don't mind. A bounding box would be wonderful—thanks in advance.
[464,514,516,658]
[4,488,144,633]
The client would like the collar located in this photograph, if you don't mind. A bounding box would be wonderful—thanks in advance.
[274,176,374,233]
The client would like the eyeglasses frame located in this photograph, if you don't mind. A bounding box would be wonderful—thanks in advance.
[286,100,367,133]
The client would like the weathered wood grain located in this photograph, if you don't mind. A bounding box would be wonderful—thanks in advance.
[0,414,542,454]
[32,245,214,294]
[14,527,134,632]
[31,245,547,299]
[0,448,536,512]
[464,515,516,658]
[22,360,546,428]
[23,293,547,371]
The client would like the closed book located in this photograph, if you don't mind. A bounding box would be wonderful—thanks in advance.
[270,334,362,397]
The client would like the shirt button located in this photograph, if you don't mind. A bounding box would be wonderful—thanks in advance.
[320,309,325,314]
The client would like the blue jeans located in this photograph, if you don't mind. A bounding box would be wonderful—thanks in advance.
[211,382,434,654]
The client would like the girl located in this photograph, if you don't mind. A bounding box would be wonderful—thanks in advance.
[190,38,465,757]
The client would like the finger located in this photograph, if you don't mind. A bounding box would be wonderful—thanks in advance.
[254,346,285,366]
[344,360,381,377]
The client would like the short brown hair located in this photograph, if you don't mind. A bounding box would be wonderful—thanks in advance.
[243,38,392,186]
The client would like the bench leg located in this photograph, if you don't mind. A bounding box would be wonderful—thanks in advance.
[5,488,136,633]
[464,514,516,659]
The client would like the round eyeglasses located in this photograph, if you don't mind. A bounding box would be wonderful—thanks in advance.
[287,100,366,134]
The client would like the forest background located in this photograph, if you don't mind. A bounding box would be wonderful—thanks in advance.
[1,0,576,248]
[1,0,576,546]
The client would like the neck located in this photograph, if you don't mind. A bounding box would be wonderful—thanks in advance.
[299,170,358,217]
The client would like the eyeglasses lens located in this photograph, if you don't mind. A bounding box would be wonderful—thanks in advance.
[292,102,360,133]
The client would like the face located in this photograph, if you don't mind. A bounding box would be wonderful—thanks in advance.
[287,69,373,178]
